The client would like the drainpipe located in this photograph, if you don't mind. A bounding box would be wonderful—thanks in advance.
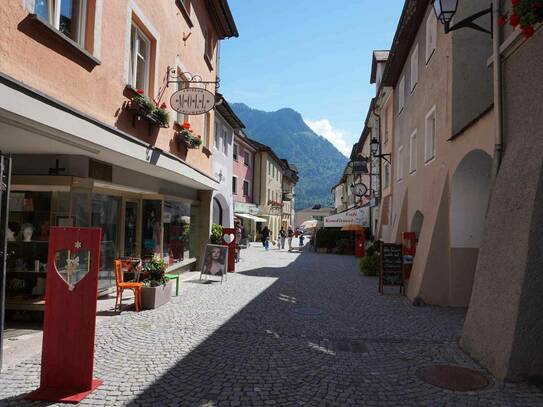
[372,102,382,240]
[491,0,504,180]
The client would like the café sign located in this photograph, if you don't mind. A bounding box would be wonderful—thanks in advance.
[170,88,216,115]
[324,207,369,228]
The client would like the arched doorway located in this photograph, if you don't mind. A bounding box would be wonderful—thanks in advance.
[213,198,223,225]
[450,150,492,306]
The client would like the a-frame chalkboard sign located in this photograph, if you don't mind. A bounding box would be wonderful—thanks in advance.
[378,243,405,295]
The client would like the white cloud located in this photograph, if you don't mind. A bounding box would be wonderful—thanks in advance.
[304,119,351,157]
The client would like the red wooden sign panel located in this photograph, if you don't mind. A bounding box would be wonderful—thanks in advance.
[27,227,102,403]
[222,227,236,273]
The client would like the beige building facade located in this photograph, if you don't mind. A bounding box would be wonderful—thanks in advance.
[381,0,495,307]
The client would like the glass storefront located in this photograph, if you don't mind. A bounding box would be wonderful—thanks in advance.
[163,201,191,262]
[5,185,195,314]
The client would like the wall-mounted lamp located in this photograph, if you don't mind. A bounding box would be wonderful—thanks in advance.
[370,137,391,164]
[432,0,492,36]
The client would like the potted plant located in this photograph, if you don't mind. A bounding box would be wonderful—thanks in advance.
[130,90,170,128]
[175,122,202,149]
[140,254,173,309]
[499,0,543,38]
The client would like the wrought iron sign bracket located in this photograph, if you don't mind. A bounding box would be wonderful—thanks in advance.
[444,6,493,37]
[372,153,391,165]
[166,67,220,91]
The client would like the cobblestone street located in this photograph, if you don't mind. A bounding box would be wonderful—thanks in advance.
[1,245,543,406]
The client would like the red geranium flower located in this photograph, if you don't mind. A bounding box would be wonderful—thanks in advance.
[160,102,167,109]
[522,25,535,38]
[182,122,191,129]
[509,14,520,27]
[498,15,507,26]
[511,0,520,6]
[136,89,145,94]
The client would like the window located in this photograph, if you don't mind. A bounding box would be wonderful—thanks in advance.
[202,112,210,148]
[384,105,390,143]
[129,24,151,94]
[244,151,250,166]
[35,0,88,45]
[383,161,391,189]
[214,122,220,150]
[203,26,215,62]
[222,129,228,155]
[397,146,404,181]
[426,11,437,63]
[267,188,271,201]
[398,76,405,114]
[243,180,250,197]
[425,106,437,162]
[232,177,237,194]
[410,44,419,92]
[409,130,417,173]
[233,144,238,161]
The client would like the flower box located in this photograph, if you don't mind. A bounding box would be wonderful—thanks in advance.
[140,280,174,309]
[174,123,203,149]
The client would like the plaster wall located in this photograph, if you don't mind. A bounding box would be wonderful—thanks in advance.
[212,112,234,227]
[232,138,255,204]
[462,27,543,380]
[0,0,221,176]
[389,4,495,306]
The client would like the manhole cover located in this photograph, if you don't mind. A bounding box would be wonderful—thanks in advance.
[416,365,491,391]
[293,307,322,316]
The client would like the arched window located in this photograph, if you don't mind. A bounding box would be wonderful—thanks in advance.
[213,197,223,225]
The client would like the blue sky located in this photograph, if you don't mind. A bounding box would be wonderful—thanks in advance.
[219,1,403,157]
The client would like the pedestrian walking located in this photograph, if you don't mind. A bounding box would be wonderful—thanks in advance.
[299,232,305,247]
[287,227,294,251]
[279,227,286,249]
[261,226,270,251]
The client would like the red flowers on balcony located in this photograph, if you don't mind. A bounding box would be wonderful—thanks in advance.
[499,0,543,38]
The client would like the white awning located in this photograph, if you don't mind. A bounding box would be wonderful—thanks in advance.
[235,213,267,223]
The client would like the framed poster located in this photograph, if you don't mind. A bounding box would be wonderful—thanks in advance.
[200,244,228,283]
[379,243,404,295]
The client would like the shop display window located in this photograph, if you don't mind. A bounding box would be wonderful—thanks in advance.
[163,201,191,263]
[6,191,52,306]
[91,194,121,290]
[142,200,162,259]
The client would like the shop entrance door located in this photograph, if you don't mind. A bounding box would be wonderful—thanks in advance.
[123,200,139,258]
[0,153,12,371]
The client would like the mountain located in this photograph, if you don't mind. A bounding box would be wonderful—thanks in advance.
[232,103,348,210]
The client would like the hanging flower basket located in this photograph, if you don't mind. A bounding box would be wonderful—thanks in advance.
[175,122,202,149]
[129,90,170,128]
[499,0,543,39]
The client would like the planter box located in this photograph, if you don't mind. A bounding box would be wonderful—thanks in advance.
[140,280,174,310]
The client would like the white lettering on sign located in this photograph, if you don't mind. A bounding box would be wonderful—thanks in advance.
[170,88,216,115]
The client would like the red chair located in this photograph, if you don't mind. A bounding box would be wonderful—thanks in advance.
[114,259,143,312]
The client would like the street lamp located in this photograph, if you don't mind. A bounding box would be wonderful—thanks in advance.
[432,0,492,35]
[370,137,391,164]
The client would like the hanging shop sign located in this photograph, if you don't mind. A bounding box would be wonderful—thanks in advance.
[324,207,368,228]
[170,87,216,115]
[351,183,368,197]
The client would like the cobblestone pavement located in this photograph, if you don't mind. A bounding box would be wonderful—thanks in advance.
[1,244,543,406]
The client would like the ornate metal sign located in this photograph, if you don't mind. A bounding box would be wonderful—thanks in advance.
[166,67,219,116]
[351,183,368,197]
[170,88,216,115]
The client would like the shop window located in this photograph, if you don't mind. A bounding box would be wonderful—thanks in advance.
[129,23,151,95]
[124,201,139,258]
[163,201,191,262]
[142,200,162,259]
[91,194,121,290]
[35,0,88,46]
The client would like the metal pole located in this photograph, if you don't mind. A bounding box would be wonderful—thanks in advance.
[0,154,12,372]
[491,0,503,181]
